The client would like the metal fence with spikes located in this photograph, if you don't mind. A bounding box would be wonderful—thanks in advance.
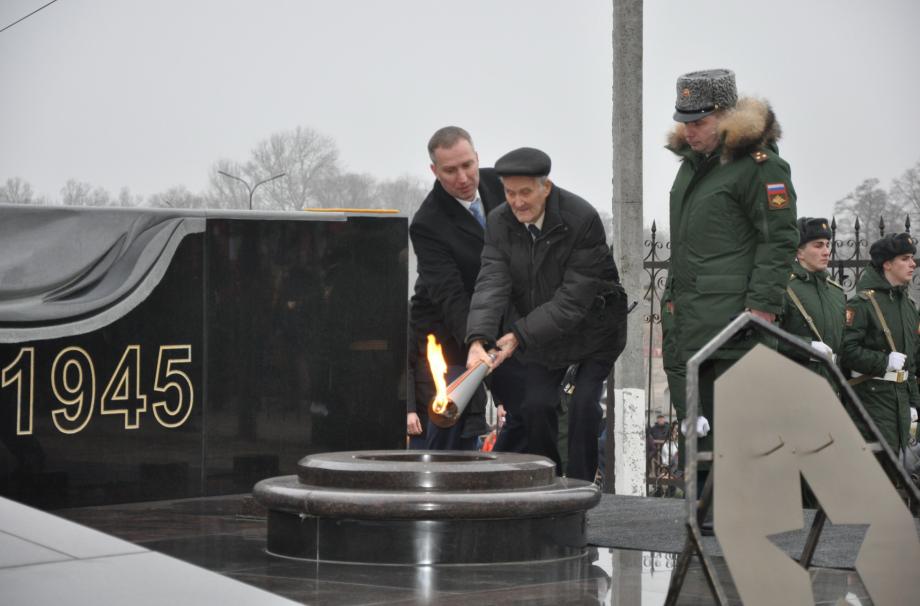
[827,215,912,289]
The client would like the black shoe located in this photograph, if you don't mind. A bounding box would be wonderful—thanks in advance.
[700,522,714,537]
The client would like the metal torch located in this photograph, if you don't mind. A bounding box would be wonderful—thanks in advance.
[428,356,495,428]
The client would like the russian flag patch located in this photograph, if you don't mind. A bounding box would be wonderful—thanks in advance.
[766,182,789,210]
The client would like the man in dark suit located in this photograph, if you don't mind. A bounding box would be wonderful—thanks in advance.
[408,126,523,450]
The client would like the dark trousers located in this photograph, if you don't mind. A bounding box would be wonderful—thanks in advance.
[491,355,528,453]
[494,410,527,452]
[424,418,479,450]
[519,358,611,481]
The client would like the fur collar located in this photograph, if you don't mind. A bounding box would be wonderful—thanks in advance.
[666,97,782,164]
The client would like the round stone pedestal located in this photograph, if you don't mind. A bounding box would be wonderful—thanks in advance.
[254,450,601,565]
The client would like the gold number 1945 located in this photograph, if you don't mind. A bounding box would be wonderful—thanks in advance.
[1,347,35,435]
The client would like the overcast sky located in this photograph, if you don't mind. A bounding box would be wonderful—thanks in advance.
[2,0,918,229]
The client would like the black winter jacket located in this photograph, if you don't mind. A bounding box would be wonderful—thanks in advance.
[408,169,505,420]
[466,184,626,369]
[409,169,504,366]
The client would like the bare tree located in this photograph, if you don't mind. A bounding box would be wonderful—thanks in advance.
[0,177,35,204]
[890,160,920,216]
[148,185,204,209]
[89,186,113,207]
[314,171,376,209]
[59,180,119,207]
[310,172,427,214]
[206,125,426,213]
[247,126,339,210]
[833,178,906,235]
[116,187,144,207]
[60,179,93,206]
[369,175,428,214]
[207,160,251,209]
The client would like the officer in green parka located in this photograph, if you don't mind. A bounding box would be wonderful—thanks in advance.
[840,233,920,454]
[779,217,846,380]
[664,69,799,461]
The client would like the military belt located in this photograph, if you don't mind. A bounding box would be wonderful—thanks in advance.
[850,369,909,383]
[810,354,838,365]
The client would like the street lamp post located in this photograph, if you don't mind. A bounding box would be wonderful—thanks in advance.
[218,170,286,210]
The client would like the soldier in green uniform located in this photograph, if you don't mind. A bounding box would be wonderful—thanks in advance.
[779,217,846,380]
[664,69,799,470]
[840,233,920,454]
[780,217,847,507]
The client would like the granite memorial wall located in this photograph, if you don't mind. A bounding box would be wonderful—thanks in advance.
[0,206,408,509]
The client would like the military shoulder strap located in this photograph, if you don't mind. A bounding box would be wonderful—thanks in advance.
[826,277,844,290]
[750,149,769,164]
[863,289,899,353]
[785,286,823,341]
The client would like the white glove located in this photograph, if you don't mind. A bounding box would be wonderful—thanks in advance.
[680,416,711,438]
[887,352,907,371]
[911,407,918,423]
[810,341,834,357]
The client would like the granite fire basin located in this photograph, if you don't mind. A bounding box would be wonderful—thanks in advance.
[253,450,601,565]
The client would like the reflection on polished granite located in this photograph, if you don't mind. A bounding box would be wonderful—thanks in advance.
[1,215,408,511]
[58,494,872,605]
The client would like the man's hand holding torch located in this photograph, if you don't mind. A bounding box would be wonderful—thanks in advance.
[467,332,518,372]
[494,332,519,365]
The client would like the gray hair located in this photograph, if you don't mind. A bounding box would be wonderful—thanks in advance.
[428,126,474,163]
[499,175,549,187]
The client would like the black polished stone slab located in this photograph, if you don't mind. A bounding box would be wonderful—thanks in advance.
[0,210,407,510]
[298,450,556,490]
[0,235,205,510]
[56,493,874,606]
[202,218,408,496]
[255,451,601,564]
[267,509,589,565]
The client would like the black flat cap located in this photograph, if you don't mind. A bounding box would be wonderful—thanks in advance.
[797,217,832,247]
[870,232,917,267]
[494,147,551,177]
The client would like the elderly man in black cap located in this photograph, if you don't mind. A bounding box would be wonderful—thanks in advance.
[779,218,846,380]
[465,147,627,481]
[661,68,798,478]
[841,233,920,454]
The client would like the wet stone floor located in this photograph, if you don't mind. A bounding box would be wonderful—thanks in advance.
[58,495,871,605]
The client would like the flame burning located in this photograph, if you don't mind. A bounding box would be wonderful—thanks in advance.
[426,334,450,415]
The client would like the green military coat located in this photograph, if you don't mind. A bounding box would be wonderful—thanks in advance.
[779,261,846,379]
[840,265,920,451]
[666,100,798,362]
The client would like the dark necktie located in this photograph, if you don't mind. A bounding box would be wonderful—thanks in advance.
[528,224,541,240]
